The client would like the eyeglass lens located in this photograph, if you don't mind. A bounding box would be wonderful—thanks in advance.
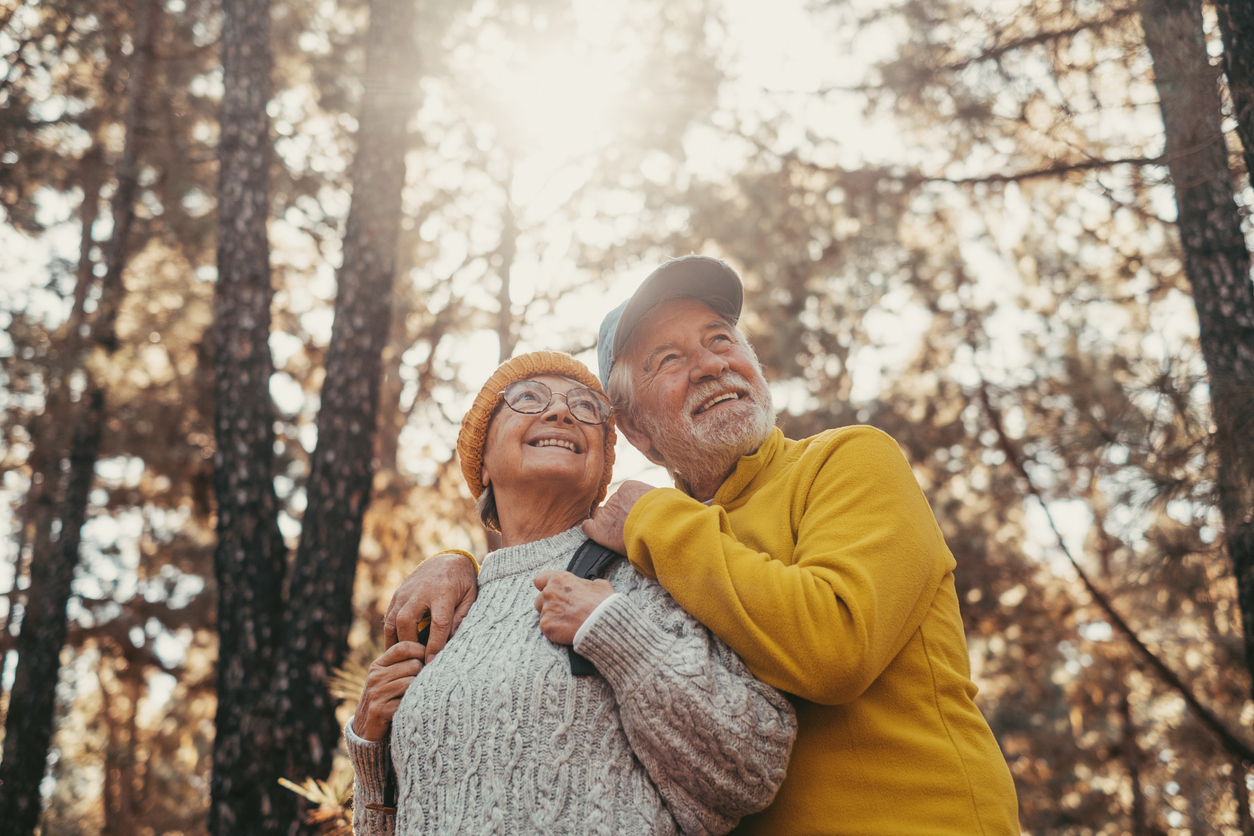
[502,380,610,424]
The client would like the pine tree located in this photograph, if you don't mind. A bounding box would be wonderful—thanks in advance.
[206,0,287,830]
[271,0,419,829]
[1138,0,1254,703]
[0,1,161,830]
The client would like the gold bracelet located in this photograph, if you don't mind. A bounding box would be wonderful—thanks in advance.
[432,547,480,574]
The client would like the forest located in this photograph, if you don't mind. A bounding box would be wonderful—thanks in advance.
[2,0,1254,833]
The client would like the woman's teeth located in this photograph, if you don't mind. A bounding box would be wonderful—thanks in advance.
[533,438,578,453]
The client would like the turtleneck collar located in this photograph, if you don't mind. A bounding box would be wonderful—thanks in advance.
[711,427,786,508]
[477,525,587,585]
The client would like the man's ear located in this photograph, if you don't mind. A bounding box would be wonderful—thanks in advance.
[615,411,664,464]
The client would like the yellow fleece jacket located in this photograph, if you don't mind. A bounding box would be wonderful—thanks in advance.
[623,426,1020,836]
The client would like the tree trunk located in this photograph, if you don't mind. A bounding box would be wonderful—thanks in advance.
[0,389,104,836]
[0,137,104,662]
[207,0,286,832]
[0,1,156,829]
[1119,687,1148,835]
[1217,0,1254,182]
[1138,0,1254,701]
[497,199,517,363]
[271,0,416,829]
[101,658,141,836]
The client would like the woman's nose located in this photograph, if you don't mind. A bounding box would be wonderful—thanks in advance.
[541,395,576,423]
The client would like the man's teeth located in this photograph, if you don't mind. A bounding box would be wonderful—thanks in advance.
[698,392,741,413]
[533,438,578,453]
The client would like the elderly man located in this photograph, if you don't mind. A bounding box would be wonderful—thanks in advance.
[386,256,1020,835]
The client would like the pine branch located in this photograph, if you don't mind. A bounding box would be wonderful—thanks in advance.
[789,136,1223,189]
[917,154,1164,185]
[935,7,1138,74]
[975,378,1254,765]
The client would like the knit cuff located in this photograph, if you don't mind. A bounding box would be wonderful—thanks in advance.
[572,592,621,647]
[344,717,390,802]
[573,594,679,696]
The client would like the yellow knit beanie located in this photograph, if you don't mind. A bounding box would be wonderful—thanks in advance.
[457,351,617,505]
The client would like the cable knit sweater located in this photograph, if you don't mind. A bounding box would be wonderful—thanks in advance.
[345,526,796,836]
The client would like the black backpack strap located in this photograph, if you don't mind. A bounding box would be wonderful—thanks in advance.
[565,539,624,676]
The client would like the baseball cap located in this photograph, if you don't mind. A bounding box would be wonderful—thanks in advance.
[597,255,744,388]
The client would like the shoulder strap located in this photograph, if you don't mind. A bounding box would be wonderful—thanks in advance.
[566,538,622,582]
[565,539,625,677]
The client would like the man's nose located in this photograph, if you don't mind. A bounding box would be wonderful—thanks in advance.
[690,346,729,381]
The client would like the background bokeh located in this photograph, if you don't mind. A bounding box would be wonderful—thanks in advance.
[2,0,1253,833]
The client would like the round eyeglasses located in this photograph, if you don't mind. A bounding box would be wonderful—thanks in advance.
[499,380,612,425]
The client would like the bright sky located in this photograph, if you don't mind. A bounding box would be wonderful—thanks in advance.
[429,0,915,486]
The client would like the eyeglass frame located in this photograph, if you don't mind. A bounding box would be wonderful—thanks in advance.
[497,379,613,425]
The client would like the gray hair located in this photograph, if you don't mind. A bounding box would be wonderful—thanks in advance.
[474,399,507,531]
[476,483,501,532]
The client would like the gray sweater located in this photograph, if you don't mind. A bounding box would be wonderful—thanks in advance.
[346,526,796,836]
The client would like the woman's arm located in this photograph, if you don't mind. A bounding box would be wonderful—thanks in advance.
[344,721,396,836]
[344,641,425,836]
[573,573,798,836]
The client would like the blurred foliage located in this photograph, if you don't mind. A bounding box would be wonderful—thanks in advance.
[1,0,1252,833]
[278,772,353,836]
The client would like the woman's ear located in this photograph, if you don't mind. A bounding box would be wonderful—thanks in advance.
[480,461,491,488]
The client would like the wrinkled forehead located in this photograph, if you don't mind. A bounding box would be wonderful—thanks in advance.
[619,297,733,362]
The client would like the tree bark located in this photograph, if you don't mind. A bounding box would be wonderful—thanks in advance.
[1138,0,1254,702]
[1119,687,1148,835]
[271,0,416,829]
[1217,0,1254,181]
[0,388,103,836]
[207,0,286,832]
[0,1,156,830]
[497,198,517,363]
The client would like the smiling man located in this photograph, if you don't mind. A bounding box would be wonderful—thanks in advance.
[385,256,1020,835]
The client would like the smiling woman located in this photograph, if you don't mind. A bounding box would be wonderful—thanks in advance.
[480,372,613,544]
[344,350,796,836]
[456,352,618,539]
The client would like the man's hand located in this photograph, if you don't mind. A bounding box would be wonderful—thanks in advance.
[353,641,425,742]
[384,551,478,662]
[581,480,656,555]
[533,570,615,645]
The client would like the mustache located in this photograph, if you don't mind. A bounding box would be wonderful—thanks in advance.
[683,372,761,414]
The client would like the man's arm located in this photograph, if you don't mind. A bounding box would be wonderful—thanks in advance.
[608,427,952,704]
[383,550,479,660]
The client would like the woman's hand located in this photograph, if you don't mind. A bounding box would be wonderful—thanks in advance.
[354,641,426,742]
[533,571,615,645]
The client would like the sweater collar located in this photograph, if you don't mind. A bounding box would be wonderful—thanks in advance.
[711,427,787,507]
[477,525,586,585]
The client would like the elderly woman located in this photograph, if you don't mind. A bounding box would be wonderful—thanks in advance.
[345,351,795,836]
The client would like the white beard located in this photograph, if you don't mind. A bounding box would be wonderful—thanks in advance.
[636,371,776,497]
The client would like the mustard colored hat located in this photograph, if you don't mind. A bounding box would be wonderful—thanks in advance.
[457,351,617,504]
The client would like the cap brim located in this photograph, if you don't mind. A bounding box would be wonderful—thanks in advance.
[611,256,744,359]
